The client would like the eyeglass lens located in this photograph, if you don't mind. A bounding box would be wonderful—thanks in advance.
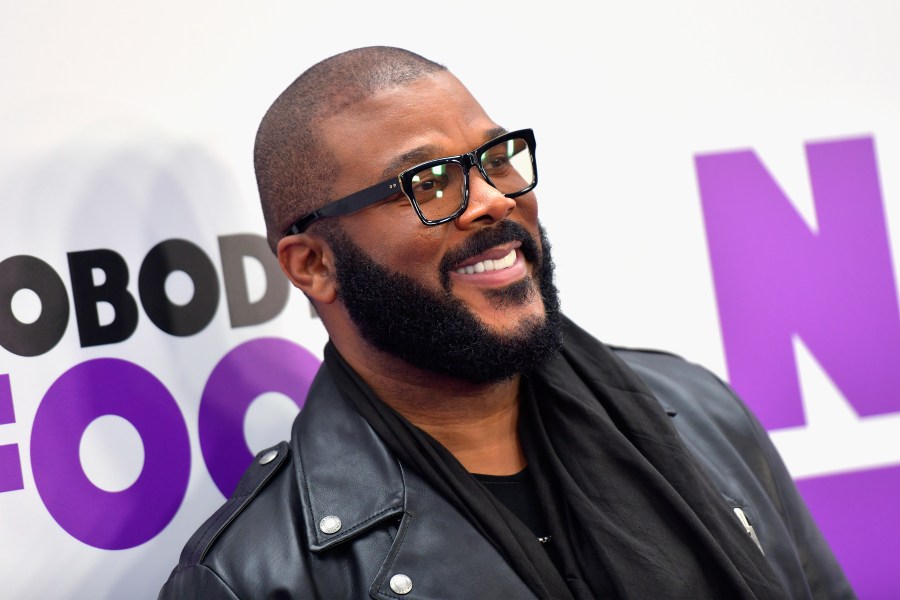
[408,136,534,222]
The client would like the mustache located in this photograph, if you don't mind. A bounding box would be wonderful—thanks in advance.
[439,220,542,289]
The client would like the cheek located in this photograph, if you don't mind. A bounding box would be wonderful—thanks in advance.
[517,193,540,221]
[346,216,445,276]
[390,230,446,275]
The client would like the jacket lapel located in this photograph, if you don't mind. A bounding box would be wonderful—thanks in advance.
[293,365,534,599]
[293,368,405,551]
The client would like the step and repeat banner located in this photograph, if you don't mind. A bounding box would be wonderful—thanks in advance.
[1,2,898,598]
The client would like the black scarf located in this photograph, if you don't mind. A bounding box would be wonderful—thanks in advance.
[324,317,787,599]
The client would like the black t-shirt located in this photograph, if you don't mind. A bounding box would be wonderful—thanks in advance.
[474,467,551,544]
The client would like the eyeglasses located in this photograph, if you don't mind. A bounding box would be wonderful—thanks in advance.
[285,128,537,236]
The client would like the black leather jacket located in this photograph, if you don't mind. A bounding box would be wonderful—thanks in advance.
[159,347,852,599]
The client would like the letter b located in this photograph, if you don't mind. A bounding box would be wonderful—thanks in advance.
[67,250,139,348]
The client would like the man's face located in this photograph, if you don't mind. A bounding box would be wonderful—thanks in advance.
[316,71,561,381]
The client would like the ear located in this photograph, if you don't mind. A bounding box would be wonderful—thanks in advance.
[277,233,337,304]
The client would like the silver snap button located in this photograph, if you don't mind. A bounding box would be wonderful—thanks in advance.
[258,450,278,465]
[389,574,413,595]
[319,515,342,534]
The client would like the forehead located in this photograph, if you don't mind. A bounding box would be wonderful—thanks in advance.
[317,71,502,190]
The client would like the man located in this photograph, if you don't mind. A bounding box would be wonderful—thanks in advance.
[160,47,853,599]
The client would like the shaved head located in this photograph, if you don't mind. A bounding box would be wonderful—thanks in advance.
[254,46,446,252]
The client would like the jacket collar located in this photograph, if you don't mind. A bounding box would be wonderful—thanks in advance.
[290,362,535,599]
[291,363,406,552]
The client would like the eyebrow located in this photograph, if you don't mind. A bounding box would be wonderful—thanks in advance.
[484,126,508,141]
[379,126,510,179]
[381,145,442,179]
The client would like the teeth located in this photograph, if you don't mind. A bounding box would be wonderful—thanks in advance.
[455,249,516,275]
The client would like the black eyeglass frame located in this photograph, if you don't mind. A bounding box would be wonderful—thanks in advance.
[284,128,537,236]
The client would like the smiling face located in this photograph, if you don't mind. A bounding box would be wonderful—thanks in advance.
[296,70,562,383]
[318,71,547,329]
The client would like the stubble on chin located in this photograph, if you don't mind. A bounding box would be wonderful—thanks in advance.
[481,276,538,311]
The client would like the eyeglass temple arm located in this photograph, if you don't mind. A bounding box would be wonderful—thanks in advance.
[287,177,403,235]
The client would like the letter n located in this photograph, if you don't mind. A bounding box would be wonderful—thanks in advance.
[696,137,900,430]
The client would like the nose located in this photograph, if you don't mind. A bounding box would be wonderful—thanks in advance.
[454,169,516,229]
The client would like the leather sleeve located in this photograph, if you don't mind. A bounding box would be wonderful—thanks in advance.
[158,564,240,600]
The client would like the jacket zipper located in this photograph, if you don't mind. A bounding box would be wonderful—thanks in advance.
[733,507,765,555]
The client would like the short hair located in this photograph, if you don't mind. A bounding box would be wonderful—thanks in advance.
[254,46,447,253]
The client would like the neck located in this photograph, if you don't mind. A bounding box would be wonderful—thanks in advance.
[333,336,526,476]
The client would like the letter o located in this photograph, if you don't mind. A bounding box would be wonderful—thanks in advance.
[31,359,190,550]
[199,338,320,497]
[138,239,219,336]
[0,255,69,356]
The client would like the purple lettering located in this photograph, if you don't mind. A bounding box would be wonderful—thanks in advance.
[199,338,320,497]
[30,359,190,550]
[796,465,900,597]
[696,137,900,429]
[0,374,24,493]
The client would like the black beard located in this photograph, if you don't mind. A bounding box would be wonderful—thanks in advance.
[324,220,563,384]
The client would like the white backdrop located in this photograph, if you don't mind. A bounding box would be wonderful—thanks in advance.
[1,1,898,597]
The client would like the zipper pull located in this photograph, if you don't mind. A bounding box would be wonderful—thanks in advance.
[733,507,765,555]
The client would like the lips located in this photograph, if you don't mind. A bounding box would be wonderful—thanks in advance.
[438,220,540,290]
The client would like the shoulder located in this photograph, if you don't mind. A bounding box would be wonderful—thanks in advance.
[181,442,292,569]
[609,345,774,459]
[610,345,754,423]
[610,345,721,390]
[557,316,770,471]
[159,442,303,599]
